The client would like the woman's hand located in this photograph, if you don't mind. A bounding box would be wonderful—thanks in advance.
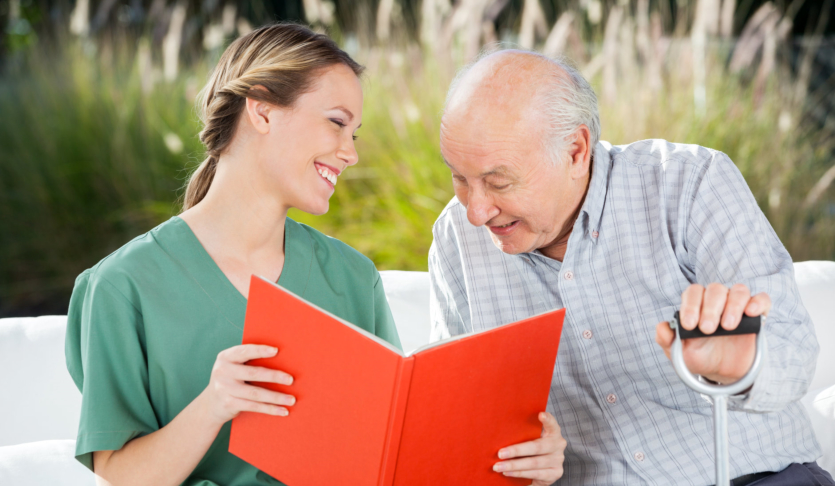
[200,344,296,427]
[492,412,566,485]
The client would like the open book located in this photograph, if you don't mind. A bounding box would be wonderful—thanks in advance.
[229,275,565,485]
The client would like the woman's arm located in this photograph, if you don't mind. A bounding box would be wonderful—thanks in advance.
[92,344,295,486]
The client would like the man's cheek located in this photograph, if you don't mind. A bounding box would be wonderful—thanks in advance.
[454,185,469,206]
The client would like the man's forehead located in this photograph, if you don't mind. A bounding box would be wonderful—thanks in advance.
[443,157,517,178]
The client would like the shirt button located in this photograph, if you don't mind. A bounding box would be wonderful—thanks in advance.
[564,271,574,280]
[592,230,599,238]
[634,451,645,462]
[606,393,617,404]
[582,330,593,339]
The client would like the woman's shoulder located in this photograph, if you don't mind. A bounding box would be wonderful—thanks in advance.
[77,218,183,295]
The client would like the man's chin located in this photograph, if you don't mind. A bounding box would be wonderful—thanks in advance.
[488,232,531,255]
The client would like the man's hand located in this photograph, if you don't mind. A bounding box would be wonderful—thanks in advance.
[655,283,769,384]
[492,412,566,485]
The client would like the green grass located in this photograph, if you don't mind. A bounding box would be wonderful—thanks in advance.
[0,37,832,316]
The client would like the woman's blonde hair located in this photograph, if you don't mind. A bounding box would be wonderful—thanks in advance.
[182,23,364,211]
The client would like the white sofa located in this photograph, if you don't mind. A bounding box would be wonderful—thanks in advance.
[1,265,834,484]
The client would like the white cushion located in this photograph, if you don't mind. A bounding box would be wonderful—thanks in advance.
[802,385,835,474]
[380,270,431,354]
[0,317,82,447]
[794,261,835,391]
[0,440,93,486]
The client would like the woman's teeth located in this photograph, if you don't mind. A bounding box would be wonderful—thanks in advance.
[497,221,515,228]
[318,167,337,185]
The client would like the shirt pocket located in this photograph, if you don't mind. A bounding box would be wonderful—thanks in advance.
[632,304,711,412]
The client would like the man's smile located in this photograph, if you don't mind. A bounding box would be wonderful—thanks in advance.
[488,220,520,235]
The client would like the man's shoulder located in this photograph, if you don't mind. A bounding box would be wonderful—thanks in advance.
[433,196,465,234]
[609,139,721,170]
[431,196,487,244]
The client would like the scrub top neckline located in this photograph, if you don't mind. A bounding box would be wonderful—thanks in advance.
[152,216,313,327]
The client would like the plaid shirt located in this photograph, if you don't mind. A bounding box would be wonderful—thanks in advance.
[428,140,822,485]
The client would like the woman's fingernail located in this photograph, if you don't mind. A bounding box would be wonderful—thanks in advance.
[493,464,505,472]
[498,450,508,459]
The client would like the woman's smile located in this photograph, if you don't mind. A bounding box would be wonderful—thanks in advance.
[314,161,341,187]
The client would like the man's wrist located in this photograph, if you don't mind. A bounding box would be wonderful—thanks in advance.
[698,375,753,397]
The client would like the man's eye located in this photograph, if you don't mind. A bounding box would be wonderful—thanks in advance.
[492,183,510,190]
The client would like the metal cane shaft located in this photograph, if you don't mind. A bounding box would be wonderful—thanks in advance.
[714,395,729,485]
[668,311,765,486]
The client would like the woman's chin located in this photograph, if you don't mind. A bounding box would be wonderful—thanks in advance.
[296,200,330,216]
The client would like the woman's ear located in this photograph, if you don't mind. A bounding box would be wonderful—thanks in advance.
[245,86,272,134]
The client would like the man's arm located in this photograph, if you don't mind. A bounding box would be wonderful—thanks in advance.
[657,151,819,412]
[428,234,470,341]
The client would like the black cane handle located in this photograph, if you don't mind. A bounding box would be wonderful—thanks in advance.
[671,311,761,340]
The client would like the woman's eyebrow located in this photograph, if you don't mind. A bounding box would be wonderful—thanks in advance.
[329,106,354,121]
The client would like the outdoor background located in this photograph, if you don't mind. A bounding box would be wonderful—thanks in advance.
[0,0,833,317]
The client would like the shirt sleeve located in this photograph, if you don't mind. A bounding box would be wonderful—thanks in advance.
[65,270,160,471]
[372,271,403,351]
[428,229,470,342]
[683,151,819,413]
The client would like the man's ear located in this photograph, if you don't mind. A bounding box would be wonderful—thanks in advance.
[244,85,271,135]
[568,125,592,180]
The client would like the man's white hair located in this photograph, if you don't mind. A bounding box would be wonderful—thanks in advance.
[444,50,601,165]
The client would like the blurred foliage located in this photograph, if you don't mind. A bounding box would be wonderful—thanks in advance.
[0,0,834,315]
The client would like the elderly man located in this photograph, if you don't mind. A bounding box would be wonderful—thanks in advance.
[429,50,834,485]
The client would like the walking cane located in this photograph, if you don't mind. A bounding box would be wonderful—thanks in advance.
[668,311,765,486]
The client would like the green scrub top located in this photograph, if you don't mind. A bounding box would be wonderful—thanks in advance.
[65,216,402,485]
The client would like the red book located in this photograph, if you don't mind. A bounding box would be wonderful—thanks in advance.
[230,275,565,485]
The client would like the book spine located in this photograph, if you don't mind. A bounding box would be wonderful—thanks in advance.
[378,356,415,486]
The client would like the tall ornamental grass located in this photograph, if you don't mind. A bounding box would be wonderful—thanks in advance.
[0,11,833,315]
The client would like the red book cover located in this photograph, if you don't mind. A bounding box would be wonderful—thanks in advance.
[230,276,564,485]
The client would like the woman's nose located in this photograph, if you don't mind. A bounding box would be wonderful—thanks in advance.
[337,137,359,166]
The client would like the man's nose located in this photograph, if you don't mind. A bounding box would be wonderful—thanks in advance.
[466,189,499,227]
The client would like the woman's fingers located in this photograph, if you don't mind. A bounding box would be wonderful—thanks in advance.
[206,344,295,422]
[219,344,278,364]
[230,363,294,385]
[229,396,289,417]
[229,382,296,407]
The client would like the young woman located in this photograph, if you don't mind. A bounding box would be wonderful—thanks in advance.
[65,23,401,486]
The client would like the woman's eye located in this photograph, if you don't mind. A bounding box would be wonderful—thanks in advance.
[352,135,358,141]
[492,183,510,190]
[330,118,346,127]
